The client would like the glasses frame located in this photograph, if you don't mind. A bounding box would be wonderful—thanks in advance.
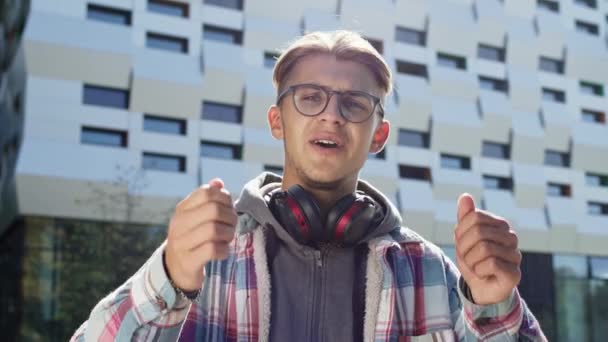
[276,83,385,123]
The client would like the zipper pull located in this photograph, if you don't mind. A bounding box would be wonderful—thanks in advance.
[315,250,323,267]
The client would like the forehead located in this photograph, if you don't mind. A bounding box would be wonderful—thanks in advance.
[285,54,381,96]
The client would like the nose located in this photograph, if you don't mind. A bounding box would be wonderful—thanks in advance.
[317,93,346,124]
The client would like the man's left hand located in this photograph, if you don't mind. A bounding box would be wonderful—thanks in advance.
[454,193,522,305]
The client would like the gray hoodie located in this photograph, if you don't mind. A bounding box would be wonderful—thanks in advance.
[235,173,403,342]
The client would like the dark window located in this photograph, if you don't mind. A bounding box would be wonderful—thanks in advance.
[264,164,283,175]
[588,202,608,215]
[590,257,608,279]
[440,153,471,170]
[264,52,279,68]
[482,141,510,159]
[477,44,505,62]
[148,0,189,18]
[398,129,430,148]
[483,175,513,190]
[83,85,129,109]
[575,20,599,35]
[580,81,604,96]
[142,152,186,172]
[437,52,466,70]
[204,0,243,10]
[539,56,564,74]
[87,4,131,25]
[544,150,570,167]
[365,37,383,54]
[586,172,608,187]
[143,115,186,135]
[537,0,559,12]
[146,32,188,53]
[200,141,242,160]
[547,182,572,197]
[542,88,566,103]
[581,109,606,123]
[479,76,509,93]
[395,26,426,46]
[201,101,242,123]
[81,127,127,148]
[399,164,432,181]
[203,25,243,44]
[368,148,386,160]
[395,60,428,78]
[574,0,597,9]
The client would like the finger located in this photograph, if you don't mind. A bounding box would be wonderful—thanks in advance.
[457,193,476,223]
[170,203,237,237]
[461,241,522,270]
[456,225,518,257]
[472,257,521,284]
[191,241,231,263]
[455,210,510,240]
[208,178,224,189]
[179,222,236,250]
[177,185,233,212]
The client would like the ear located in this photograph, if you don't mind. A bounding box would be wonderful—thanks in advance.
[369,119,390,154]
[268,105,284,140]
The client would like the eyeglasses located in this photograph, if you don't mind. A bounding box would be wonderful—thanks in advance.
[276,83,384,123]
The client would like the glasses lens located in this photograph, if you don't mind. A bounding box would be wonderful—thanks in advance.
[340,92,374,122]
[293,85,327,116]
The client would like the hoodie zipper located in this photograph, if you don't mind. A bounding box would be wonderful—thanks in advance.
[311,246,329,342]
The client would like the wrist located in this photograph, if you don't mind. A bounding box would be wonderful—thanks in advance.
[162,251,201,301]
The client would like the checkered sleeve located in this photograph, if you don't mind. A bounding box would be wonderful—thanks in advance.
[70,242,192,341]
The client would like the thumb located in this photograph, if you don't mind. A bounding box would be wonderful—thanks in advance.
[208,178,225,189]
[457,193,476,223]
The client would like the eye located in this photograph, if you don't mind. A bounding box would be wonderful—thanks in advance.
[300,92,323,103]
[341,96,368,111]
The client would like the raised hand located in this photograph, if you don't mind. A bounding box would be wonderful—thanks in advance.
[454,193,522,305]
[164,178,238,291]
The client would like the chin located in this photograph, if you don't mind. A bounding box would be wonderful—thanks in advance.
[296,167,351,190]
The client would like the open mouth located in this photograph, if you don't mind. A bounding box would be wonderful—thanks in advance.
[312,139,339,149]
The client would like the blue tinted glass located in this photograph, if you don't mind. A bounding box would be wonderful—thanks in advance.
[146,33,187,53]
[441,154,470,169]
[143,115,185,135]
[142,153,184,172]
[148,0,188,17]
[204,0,243,10]
[395,27,425,46]
[437,53,466,70]
[483,176,500,189]
[83,85,129,109]
[398,129,428,148]
[553,254,587,278]
[200,142,237,159]
[544,150,569,167]
[81,128,125,147]
[482,142,509,159]
[591,257,608,279]
[87,5,131,25]
[203,26,241,44]
[201,102,242,122]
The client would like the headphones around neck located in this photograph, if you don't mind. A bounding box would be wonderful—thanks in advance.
[267,184,384,247]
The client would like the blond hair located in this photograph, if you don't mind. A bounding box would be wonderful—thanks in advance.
[272,30,393,100]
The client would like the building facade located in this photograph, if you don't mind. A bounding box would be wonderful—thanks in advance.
[1,0,607,340]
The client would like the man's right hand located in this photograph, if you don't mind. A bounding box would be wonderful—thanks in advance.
[164,178,238,291]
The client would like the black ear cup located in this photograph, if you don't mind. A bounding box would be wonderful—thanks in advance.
[268,185,383,246]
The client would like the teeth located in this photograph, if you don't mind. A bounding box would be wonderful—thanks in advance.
[315,139,337,146]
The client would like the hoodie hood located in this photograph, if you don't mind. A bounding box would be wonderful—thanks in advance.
[234,172,402,248]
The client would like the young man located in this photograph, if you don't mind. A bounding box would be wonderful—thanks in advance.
[72,31,546,341]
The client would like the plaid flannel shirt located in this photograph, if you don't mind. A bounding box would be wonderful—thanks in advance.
[71,214,546,341]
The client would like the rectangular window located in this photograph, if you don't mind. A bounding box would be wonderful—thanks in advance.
[399,164,432,181]
[87,4,131,26]
[586,172,608,187]
[483,175,513,190]
[542,88,566,103]
[547,182,572,197]
[204,0,243,10]
[544,150,570,167]
[83,84,129,109]
[200,141,242,160]
[365,37,383,54]
[590,257,608,279]
[203,25,243,45]
[479,76,509,93]
[574,0,597,9]
[437,52,467,70]
[482,141,510,159]
[539,56,564,74]
[201,101,242,123]
[575,20,599,36]
[580,81,604,96]
[588,202,608,216]
[264,164,283,175]
[477,44,505,62]
[398,129,430,148]
[264,52,279,68]
[395,27,426,46]
[537,0,559,12]
[395,60,428,79]
[148,0,189,18]
[142,152,186,172]
[581,109,606,123]
[81,127,127,148]
[143,115,186,135]
[553,254,587,278]
[440,153,471,170]
[146,32,188,53]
